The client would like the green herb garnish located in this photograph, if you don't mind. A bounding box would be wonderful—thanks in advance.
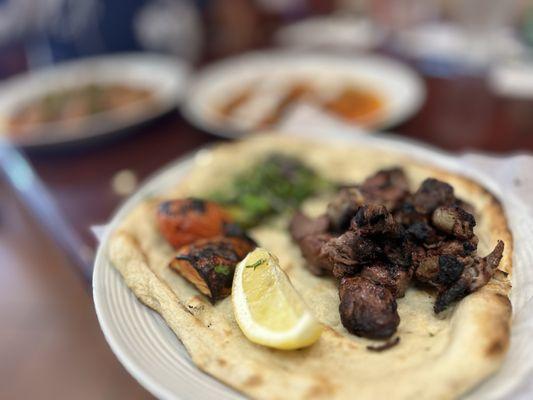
[245,258,266,270]
[214,265,231,276]
[210,154,332,227]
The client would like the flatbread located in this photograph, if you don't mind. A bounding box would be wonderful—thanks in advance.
[108,136,512,400]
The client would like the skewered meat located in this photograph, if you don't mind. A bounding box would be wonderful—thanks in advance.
[289,212,330,242]
[434,241,504,313]
[170,236,256,301]
[360,168,410,211]
[412,178,455,214]
[157,198,230,249]
[432,205,476,239]
[360,262,412,298]
[339,276,400,339]
[326,187,365,231]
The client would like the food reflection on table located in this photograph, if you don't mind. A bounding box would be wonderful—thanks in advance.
[7,83,154,139]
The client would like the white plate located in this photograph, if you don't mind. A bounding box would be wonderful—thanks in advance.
[93,131,510,400]
[182,51,425,138]
[0,53,189,148]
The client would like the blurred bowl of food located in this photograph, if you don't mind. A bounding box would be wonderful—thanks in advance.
[0,53,189,149]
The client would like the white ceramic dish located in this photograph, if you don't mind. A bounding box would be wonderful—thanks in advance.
[182,51,425,138]
[93,128,514,400]
[0,53,189,148]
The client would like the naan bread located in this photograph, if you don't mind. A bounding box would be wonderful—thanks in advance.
[108,136,512,400]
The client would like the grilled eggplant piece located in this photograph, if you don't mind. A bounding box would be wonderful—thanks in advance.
[170,236,255,301]
[157,198,230,249]
[339,276,400,339]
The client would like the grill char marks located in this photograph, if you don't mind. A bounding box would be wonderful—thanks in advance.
[339,276,400,339]
[290,167,505,340]
[170,237,255,302]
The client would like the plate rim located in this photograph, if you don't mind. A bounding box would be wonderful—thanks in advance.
[93,133,513,400]
[181,50,426,139]
[0,52,190,148]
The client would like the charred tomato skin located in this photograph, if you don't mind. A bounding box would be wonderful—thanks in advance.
[157,198,231,249]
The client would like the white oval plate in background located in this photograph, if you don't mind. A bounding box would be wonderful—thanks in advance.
[182,50,425,138]
[0,53,189,149]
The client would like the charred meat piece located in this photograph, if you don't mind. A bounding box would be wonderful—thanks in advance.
[360,168,410,211]
[407,221,444,247]
[169,236,255,301]
[321,231,378,278]
[434,241,504,313]
[360,262,413,298]
[454,198,476,216]
[326,187,365,231]
[394,200,426,226]
[379,233,413,268]
[412,178,455,215]
[437,237,478,256]
[157,198,230,249]
[289,212,330,242]
[415,253,466,288]
[351,204,398,237]
[298,233,335,276]
[339,276,400,339]
[432,205,476,239]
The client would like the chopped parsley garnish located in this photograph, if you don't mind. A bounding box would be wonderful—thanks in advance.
[214,265,231,276]
[245,258,266,270]
[210,154,331,227]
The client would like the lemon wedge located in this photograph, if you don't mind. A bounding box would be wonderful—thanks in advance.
[232,247,323,350]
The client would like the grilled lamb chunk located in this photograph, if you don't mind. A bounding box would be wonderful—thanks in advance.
[432,205,476,239]
[360,168,410,211]
[361,262,413,298]
[321,231,378,278]
[289,212,330,242]
[434,240,504,313]
[169,236,255,302]
[379,233,413,268]
[339,276,400,339]
[326,187,365,231]
[407,221,444,247]
[298,233,335,276]
[412,178,455,215]
[394,200,426,226]
[351,204,399,237]
[415,254,466,288]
